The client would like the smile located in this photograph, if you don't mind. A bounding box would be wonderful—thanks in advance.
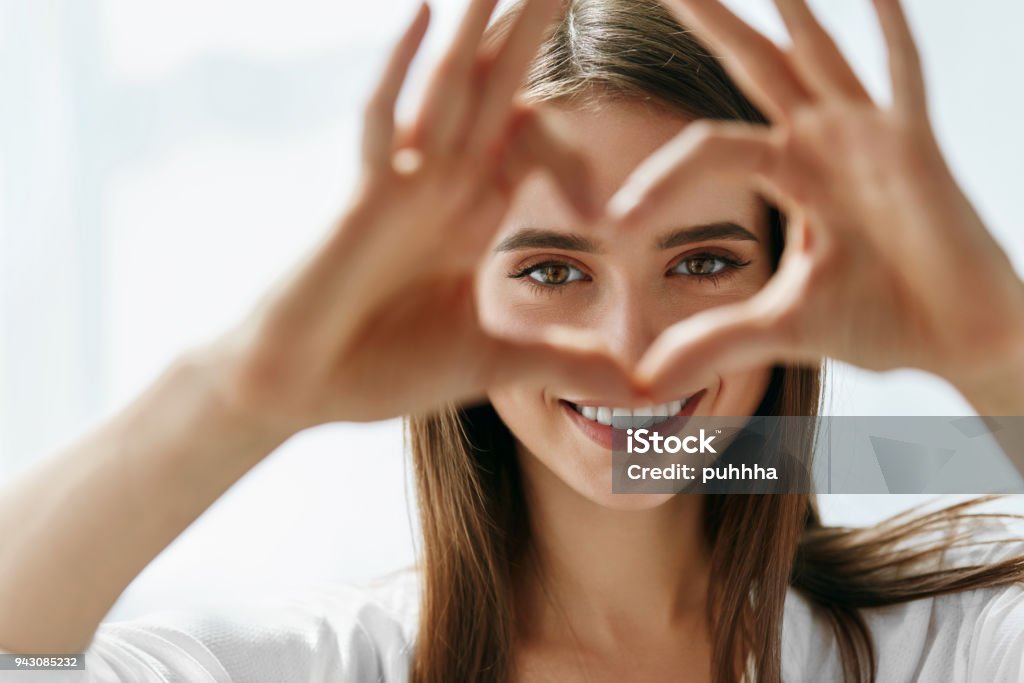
[559,389,707,450]
[565,397,694,428]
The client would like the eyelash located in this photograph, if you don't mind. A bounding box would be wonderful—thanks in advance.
[507,260,587,296]
[507,252,753,294]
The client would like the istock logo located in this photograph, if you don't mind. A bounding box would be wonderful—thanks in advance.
[626,428,717,454]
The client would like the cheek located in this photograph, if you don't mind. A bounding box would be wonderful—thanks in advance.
[481,268,571,458]
[488,387,605,506]
[714,365,775,415]
[476,270,585,339]
[488,386,574,489]
[476,267,532,337]
[487,384,553,444]
[488,384,533,418]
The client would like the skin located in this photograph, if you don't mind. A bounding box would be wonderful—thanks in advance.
[480,100,773,512]
[0,0,1023,680]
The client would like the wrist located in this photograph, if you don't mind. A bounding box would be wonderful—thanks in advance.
[171,344,300,454]
[952,302,1024,416]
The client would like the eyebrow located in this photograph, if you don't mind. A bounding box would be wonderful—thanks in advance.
[493,222,759,253]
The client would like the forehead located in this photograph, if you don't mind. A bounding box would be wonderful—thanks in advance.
[508,100,764,236]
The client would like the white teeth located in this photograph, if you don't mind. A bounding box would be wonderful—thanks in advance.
[632,409,657,427]
[570,397,693,427]
[621,410,659,426]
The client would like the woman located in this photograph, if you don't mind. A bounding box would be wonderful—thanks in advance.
[2,0,1024,681]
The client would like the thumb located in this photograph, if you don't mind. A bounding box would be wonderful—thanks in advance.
[482,326,646,405]
[636,299,794,402]
[499,107,600,220]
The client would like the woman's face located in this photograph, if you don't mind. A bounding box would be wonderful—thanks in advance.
[478,101,774,510]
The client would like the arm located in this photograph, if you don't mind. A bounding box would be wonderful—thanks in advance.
[0,0,631,656]
[954,321,1024,476]
[0,347,289,653]
[956,336,1024,417]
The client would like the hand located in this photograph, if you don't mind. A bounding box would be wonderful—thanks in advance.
[206,0,639,430]
[609,0,1024,408]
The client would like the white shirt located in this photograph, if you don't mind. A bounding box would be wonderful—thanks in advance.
[4,519,1024,683]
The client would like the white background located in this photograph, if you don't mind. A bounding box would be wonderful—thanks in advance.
[1,0,1023,621]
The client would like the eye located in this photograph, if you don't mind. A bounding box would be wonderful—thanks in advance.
[512,261,588,286]
[672,255,728,276]
[669,252,750,279]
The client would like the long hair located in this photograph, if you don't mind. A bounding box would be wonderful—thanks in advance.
[407,2,1024,681]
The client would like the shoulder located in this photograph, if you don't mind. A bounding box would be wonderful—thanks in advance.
[783,515,1024,682]
[70,567,421,683]
[945,516,1024,681]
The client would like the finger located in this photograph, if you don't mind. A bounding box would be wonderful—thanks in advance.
[484,327,646,405]
[413,0,499,152]
[499,107,599,219]
[465,0,563,155]
[636,299,797,402]
[772,0,872,102]
[447,182,515,271]
[606,121,779,227]
[362,2,431,171]
[871,0,927,116]
[661,0,812,121]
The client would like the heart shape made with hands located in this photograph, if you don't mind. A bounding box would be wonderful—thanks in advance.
[248,0,1023,427]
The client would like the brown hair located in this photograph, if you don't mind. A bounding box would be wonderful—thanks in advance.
[407,1,1024,681]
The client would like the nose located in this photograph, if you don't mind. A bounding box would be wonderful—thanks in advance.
[597,285,661,369]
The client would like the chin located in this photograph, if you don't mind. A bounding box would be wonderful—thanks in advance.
[515,440,683,510]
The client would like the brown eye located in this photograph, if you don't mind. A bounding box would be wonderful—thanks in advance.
[687,257,717,275]
[526,262,585,286]
[538,265,568,284]
[672,255,730,277]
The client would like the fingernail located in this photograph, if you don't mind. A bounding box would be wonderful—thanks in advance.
[392,147,424,175]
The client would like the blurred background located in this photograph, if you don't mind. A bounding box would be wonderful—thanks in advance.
[1,0,1023,621]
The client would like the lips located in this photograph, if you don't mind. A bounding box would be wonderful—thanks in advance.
[560,389,707,449]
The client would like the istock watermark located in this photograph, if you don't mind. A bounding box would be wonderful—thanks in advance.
[625,427,717,454]
[610,416,1024,495]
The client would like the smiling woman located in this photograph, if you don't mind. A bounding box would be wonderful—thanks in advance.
[2,0,1024,682]
[406,0,1024,681]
